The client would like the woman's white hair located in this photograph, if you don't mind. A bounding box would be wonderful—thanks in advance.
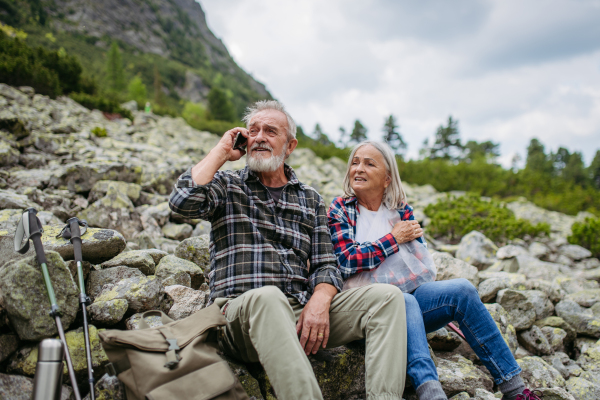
[342,140,407,210]
[242,100,297,141]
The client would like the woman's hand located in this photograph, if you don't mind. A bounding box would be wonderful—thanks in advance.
[391,220,423,244]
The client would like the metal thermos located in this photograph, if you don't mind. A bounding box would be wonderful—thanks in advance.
[31,339,64,400]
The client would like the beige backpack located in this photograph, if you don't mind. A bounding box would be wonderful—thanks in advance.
[99,304,250,400]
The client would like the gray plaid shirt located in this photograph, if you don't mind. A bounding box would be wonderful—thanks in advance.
[169,164,343,304]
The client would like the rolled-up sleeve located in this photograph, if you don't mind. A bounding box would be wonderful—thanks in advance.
[168,168,228,221]
[308,198,344,293]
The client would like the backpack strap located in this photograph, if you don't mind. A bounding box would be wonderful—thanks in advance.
[158,326,181,369]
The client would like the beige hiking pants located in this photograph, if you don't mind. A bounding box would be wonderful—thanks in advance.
[215,284,407,400]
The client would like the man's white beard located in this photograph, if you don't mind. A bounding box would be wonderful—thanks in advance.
[247,141,287,172]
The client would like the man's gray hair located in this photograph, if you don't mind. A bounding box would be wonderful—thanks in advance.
[342,140,407,210]
[242,100,297,141]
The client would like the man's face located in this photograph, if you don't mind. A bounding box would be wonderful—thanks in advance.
[246,109,297,172]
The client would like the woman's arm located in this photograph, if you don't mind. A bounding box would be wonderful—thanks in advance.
[327,198,399,280]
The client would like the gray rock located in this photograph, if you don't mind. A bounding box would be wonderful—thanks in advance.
[174,234,211,272]
[566,289,600,308]
[0,83,29,103]
[478,277,512,303]
[126,313,166,330]
[88,299,129,325]
[543,352,582,380]
[485,303,519,355]
[155,254,205,289]
[473,389,496,400]
[574,337,598,361]
[497,289,537,330]
[0,189,37,209]
[518,325,554,355]
[0,334,19,363]
[162,222,193,240]
[556,254,574,267]
[0,373,73,400]
[87,266,145,301]
[120,100,138,112]
[437,354,494,397]
[155,237,180,254]
[0,251,79,340]
[140,201,171,226]
[555,300,600,337]
[518,356,566,388]
[565,377,600,399]
[94,275,162,313]
[49,161,142,193]
[163,285,207,320]
[497,245,529,259]
[449,393,470,400]
[560,245,593,261]
[516,255,564,280]
[574,258,600,270]
[83,373,126,400]
[556,277,599,294]
[432,251,480,287]
[455,231,498,269]
[89,180,142,203]
[536,387,576,400]
[101,250,156,275]
[534,317,577,343]
[522,290,555,319]
[529,242,551,259]
[192,220,211,237]
[426,327,463,351]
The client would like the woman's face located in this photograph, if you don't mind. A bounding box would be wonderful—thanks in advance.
[349,145,390,199]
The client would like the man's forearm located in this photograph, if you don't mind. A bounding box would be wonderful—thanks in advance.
[312,283,338,303]
[191,147,229,185]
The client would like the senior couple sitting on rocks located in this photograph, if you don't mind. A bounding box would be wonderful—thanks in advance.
[168,100,539,400]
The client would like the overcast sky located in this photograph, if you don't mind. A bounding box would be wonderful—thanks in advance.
[198,0,600,167]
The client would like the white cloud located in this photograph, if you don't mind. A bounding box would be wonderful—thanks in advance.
[199,0,600,166]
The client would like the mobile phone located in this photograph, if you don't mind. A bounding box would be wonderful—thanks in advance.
[233,132,247,151]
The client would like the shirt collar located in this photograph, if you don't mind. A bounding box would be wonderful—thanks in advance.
[242,163,301,187]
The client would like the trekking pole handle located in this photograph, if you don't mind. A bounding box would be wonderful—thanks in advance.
[28,209,47,266]
[68,217,83,262]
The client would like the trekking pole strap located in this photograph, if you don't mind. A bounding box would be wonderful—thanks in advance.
[14,208,44,255]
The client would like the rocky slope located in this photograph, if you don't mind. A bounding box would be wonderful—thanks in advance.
[1,83,600,399]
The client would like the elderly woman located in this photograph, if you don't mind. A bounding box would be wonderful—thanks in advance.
[328,141,539,400]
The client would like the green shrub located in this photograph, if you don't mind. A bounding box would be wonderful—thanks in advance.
[91,126,107,137]
[69,92,133,120]
[424,193,550,244]
[568,217,600,258]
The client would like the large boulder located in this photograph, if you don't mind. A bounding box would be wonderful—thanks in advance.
[432,251,479,287]
[478,277,512,303]
[518,356,566,389]
[94,275,162,314]
[87,266,145,301]
[88,180,142,203]
[48,161,142,193]
[0,373,73,400]
[566,289,600,308]
[163,285,208,320]
[0,251,78,340]
[101,250,157,275]
[555,300,600,338]
[88,299,129,325]
[516,255,565,280]
[522,290,555,320]
[559,245,592,261]
[565,377,600,400]
[496,289,537,331]
[0,189,37,209]
[455,231,498,270]
[162,222,193,241]
[518,325,554,356]
[174,235,211,272]
[436,354,494,397]
[155,254,205,289]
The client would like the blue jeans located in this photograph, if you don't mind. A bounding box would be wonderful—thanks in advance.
[404,278,522,388]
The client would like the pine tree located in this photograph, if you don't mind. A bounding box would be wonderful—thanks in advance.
[338,127,348,147]
[207,87,236,122]
[525,138,553,174]
[128,76,147,105]
[589,150,600,189]
[429,116,462,161]
[313,123,332,146]
[382,115,406,154]
[350,120,368,144]
[106,42,125,92]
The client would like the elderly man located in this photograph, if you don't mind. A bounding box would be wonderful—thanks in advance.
[169,100,407,400]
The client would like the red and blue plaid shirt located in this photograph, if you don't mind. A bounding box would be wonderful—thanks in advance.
[327,196,426,280]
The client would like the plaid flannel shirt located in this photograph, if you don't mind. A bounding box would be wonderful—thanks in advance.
[169,164,343,304]
[327,196,426,280]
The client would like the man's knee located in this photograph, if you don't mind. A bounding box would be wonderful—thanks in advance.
[364,284,405,309]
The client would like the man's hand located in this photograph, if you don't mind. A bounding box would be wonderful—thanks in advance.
[296,283,337,355]
[391,220,423,244]
[191,127,248,185]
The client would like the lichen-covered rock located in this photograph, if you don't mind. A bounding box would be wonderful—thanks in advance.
[126,313,165,330]
[516,255,565,280]
[522,290,555,320]
[555,300,600,338]
[427,327,462,351]
[518,356,566,389]
[478,277,512,303]
[529,242,551,260]
[437,354,494,397]
[163,285,208,320]
[65,259,91,282]
[432,251,479,287]
[473,388,496,400]
[555,277,599,295]
[223,357,266,400]
[0,334,19,363]
[518,325,554,355]
[449,393,470,400]
[497,289,537,330]
[88,299,129,325]
[559,245,592,261]
[78,184,142,240]
[156,254,205,289]
[484,303,518,355]
[534,317,577,343]
[497,245,529,259]
[537,387,576,400]
[309,345,367,400]
[89,180,142,203]
[40,225,126,264]
[83,373,126,400]
[94,275,162,313]
[162,222,193,240]
[565,377,600,399]
[0,189,37,209]
[101,250,156,275]
[0,372,73,400]
[49,161,142,193]
[521,279,565,303]
[174,234,211,272]
[87,266,145,301]
[0,251,79,340]
[192,220,211,237]
[566,289,600,308]
[455,231,498,270]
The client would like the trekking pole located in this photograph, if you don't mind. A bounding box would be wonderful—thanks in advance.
[58,217,95,400]
[14,208,82,400]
